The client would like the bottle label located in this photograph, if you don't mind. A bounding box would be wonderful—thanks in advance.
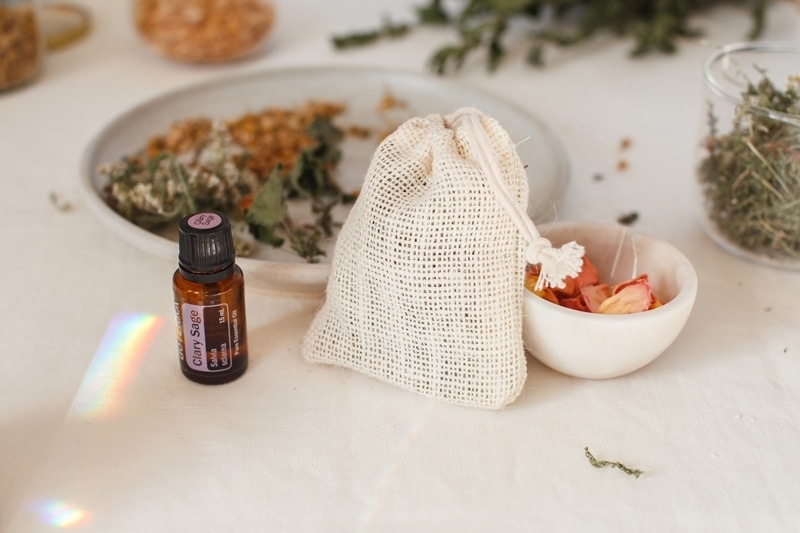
[180,303,232,372]
[186,212,223,230]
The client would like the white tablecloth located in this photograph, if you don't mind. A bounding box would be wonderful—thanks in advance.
[2,1,800,531]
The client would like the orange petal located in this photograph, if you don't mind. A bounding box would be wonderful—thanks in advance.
[612,274,650,294]
[540,288,560,305]
[580,283,612,313]
[551,256,598,298]
[524,269,559,304]
[524,271,539,294]
[598,283,652,314]
[574,256,600,288]
[560,295,592,313]
[648,295,663,310]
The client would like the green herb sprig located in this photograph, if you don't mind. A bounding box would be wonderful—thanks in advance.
[332,0,769,74]
[332,16,410,49]
[698,73,800,261]
[584,447,644,478]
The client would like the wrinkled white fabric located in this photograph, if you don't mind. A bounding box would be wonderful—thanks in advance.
[6,1,800,530]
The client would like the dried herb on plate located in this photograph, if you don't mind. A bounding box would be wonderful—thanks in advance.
[101,123,254,229]
[244,116,348,261]
[698,74,800,261]
[100,103,353,263]
[332,0,769,73]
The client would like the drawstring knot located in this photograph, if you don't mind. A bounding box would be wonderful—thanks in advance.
[525,238,584,291]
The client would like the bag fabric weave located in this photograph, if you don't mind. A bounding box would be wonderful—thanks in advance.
[301,108,582,409]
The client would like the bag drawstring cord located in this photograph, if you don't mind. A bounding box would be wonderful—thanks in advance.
[449,108,585,291]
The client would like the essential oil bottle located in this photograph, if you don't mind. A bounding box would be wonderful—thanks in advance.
[173,212,248,384]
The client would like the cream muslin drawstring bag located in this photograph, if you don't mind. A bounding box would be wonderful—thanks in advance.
[301,107,583,409]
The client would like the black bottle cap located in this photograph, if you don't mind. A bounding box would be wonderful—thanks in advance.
[178,212,236,283]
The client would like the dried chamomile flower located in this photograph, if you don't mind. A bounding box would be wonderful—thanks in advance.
[100,122,259,229]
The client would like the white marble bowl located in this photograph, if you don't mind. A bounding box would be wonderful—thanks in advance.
[522,222,697,379]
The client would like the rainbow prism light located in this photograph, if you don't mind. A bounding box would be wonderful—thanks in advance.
[69,312,163,418]
[32,499,90,528]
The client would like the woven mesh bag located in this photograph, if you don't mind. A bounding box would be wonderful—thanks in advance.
[301,107,583,409]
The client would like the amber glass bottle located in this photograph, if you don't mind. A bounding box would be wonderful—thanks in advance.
[173,212,248,384]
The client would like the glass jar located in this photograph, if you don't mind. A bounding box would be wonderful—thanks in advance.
[131,0,275,63]
[0,0,44,92]
[695,42,800,269]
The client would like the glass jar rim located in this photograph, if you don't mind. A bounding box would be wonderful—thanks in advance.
[703,41,800,128]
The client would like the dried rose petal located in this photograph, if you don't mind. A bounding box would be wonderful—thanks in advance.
[540,287,560,305]
[612,274,649,294]
[560,295,592,312]
[580,283,612,313]
[598,282,652,314]
[524,269,560,304]
[524,269,539,294]
[573,256,599,288]
[526,256,660,314]
[551,256,599,298]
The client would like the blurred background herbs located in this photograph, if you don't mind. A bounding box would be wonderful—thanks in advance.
[333,0,769,73]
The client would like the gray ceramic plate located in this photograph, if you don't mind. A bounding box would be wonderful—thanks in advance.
[80,66,569,293]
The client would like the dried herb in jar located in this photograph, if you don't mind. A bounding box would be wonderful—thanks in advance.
[698,74,800,261]
[0,4,42,91]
